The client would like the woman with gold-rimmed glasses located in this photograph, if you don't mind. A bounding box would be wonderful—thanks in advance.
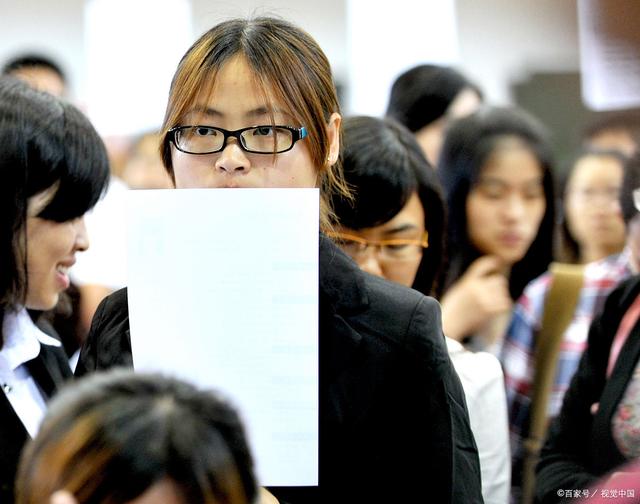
[332,115,510,504]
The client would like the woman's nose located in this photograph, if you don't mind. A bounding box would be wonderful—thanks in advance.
[357,251,384,279]
[503,195,526,221]
[214,141,251,174]
[75,217,89,252]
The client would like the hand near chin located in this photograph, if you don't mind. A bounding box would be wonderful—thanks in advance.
[441,255,513,341]
[260,488,280,504]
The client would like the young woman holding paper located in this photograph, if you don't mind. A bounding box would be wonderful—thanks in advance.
[0,76,110,503]
[76,16,482,504]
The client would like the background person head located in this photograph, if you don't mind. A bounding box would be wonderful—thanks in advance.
[558,149,627,264]
[159,16,351,228]
[2,54,68,98]
[0,76,109,328]
[620,153,640,273]
[330,115,445,296]
[385,64,482,166]
[16,370,258,504]
[438,105,555,301]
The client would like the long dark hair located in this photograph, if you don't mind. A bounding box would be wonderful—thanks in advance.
[332,116,446,296]
[0,77,109,334]
[438,106,555,300]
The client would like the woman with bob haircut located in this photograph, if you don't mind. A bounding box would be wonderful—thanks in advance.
[76,16,482,504]
[0,76,110,503]
[386,64,482,166]
[16,370,258,504]
[330,115,510,504]
[438,106,555,352]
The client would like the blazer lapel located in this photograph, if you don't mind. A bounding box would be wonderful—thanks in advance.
[25,344,72,399]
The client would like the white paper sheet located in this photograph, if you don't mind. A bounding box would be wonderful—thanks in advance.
[126,188,319,486]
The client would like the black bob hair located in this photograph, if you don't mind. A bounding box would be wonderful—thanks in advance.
[331,115,446,297]
[386,64,482,133]
[437,105,556,300]
[0,76,109,318]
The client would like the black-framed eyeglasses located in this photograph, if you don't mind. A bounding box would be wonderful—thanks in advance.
[168,125,308,155]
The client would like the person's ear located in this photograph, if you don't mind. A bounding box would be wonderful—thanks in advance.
[326,112,341,166]
[50,490,78,504]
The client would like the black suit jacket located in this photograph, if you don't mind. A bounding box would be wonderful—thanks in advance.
[77,236,483,503]
[0,338,72,503]
[536,276,640,504]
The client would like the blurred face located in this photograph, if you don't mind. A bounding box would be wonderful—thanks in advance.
[25,188,89,310]
[564,154,625,261]
[11,67,66,98]
[122,134,173,189]
[466,141,546,266]
[415,87,481,166]
[337,192,426,287]
[171,55,338,189]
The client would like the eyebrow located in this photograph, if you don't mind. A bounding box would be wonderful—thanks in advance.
[187,105,290,121]
[477,175,543,186]
[383,223,420,235]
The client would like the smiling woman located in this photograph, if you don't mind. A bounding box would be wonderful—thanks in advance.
[0,76,110,503]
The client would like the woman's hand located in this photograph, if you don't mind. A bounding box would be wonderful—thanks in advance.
[440,255,512,342]
[260,488,280,504]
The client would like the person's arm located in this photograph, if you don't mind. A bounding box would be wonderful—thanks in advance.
[535,283,631,503]
[467,355,511,504]
[407,296,484,503]
[75,288,132,376]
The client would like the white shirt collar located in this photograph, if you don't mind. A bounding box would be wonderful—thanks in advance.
[1,308,61,371]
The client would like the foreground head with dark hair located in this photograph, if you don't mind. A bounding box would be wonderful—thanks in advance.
[16,370,258,504]
[0,76,109,503]
[331,115,445,296]
[437,105,555,348]
[386,64,482,165]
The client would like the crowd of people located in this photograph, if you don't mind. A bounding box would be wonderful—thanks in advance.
[2,14,640,504]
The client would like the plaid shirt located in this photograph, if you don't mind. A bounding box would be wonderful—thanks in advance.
[499,250,632,499]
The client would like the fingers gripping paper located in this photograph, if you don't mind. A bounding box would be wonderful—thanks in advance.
[126,188,319,486]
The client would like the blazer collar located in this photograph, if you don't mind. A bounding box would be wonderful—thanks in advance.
[319,234,369,314]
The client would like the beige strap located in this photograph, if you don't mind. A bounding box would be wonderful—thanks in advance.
[521,262,585,504]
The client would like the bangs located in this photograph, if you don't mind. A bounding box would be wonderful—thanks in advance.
[335,166,413,230]
[36,103,110,222]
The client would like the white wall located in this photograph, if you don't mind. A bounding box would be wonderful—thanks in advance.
[0,0,86,100]
[0,0,582,132]
[456,0,580,104]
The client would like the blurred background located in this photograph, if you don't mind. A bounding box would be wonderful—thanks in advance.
[1,0,639,171]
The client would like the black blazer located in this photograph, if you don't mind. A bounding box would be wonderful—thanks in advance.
[0,338,72,503]
[536,276,640,504]
[77,236,483,503]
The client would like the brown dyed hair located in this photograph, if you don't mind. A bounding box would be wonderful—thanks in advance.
[160,16,351,228]
[16,370,257,504]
